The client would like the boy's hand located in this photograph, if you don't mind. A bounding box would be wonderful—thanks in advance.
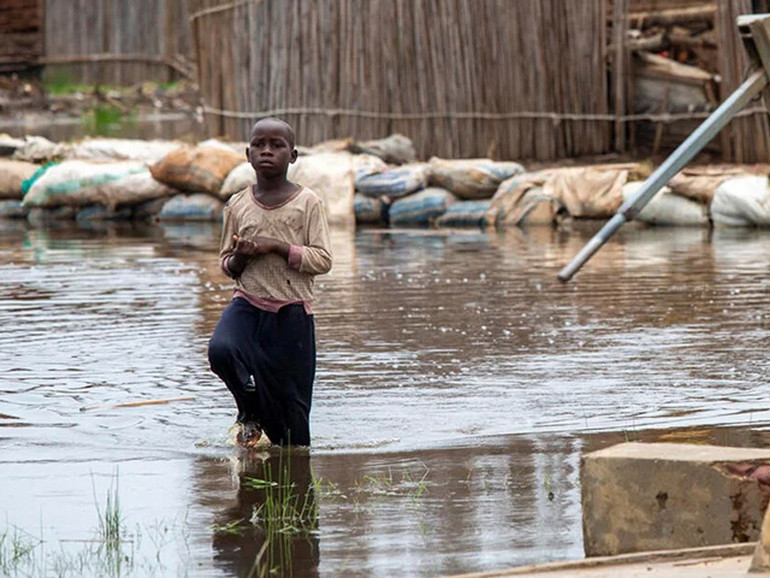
[232,234,285,256]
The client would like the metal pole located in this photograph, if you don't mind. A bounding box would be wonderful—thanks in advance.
[557,69,768,282]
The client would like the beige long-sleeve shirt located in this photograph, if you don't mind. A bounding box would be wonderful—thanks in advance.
[219,186,332,309]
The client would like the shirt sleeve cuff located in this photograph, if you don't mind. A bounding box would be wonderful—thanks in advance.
[288,244,304,270]
[220,254,234,276]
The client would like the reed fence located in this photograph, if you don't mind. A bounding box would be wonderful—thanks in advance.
[714,0,770,162]
[190,0,770,163]
[42,0,194,85]
[190,0,612,161]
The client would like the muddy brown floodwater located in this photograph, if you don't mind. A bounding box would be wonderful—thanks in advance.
[2,219,770,577]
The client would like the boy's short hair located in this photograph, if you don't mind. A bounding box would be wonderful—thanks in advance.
[251,117,296,148]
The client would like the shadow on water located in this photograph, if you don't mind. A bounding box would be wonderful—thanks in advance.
[4,220,770,575]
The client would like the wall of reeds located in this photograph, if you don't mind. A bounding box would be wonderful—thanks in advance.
[0,0,43,74]
[191,0,770,163]
[715,0,770,162]
[42,0,194,85]
[190,0,612,161]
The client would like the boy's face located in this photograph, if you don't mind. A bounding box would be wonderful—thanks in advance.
[246,120,297,178]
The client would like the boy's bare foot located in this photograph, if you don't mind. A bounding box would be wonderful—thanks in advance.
[237,422,260,446]
[237,422,272,448]
[227,421,272,448]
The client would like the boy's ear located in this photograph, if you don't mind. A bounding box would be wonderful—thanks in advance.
[289,148,298,164]
[245,146,250,161]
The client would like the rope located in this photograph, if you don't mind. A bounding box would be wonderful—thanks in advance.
[189,0,253,22]
[201,103,770,124]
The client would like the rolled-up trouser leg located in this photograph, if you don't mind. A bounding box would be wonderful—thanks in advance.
[208,298,261,423]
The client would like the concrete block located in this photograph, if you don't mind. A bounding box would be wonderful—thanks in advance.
[750,503,770,572]
[581,442,770,557]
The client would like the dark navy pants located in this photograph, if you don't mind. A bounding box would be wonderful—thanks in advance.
[208,297,315,446]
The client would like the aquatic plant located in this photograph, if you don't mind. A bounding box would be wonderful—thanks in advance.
[83,105,136,137]
[95,475,123,549]
[0,476,197,577]
[354,464,430,501]
[0,525,39,574]
[92,470,133,576]
[246,462,318,537]
[360,471,394,494]
[310,475,347,500]
[239,451,319,578]
[212,518,249,537]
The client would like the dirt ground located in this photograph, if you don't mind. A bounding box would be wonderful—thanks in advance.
[0,73,201,121]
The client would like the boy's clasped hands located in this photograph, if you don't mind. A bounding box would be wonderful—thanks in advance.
[231,234,287,257]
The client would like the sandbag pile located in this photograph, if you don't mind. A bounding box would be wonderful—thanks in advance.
[68,138,183,162]
[484,162,770,229]
[18,160,180,222]
[711,176,770,227]
[622,182,708,227]
[487,165,633,228]
[0,133,375,225]
[352,154,526,227]
[0,136,235,223]
[348,134,416,165]
[0,159,38,199]
[0,158,32,218]
[5,131,770,231]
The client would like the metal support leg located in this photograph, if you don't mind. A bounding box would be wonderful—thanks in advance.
[557,69,768,282]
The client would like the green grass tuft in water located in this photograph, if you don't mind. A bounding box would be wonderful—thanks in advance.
[82,105,136,137]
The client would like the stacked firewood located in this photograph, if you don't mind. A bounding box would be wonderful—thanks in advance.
[627,3,718,109]
[612,1,726,155]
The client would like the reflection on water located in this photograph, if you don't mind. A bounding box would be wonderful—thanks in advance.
[2,219,770,576]
[203,451,319,578]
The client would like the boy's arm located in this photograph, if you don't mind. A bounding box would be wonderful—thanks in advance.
[291,198,332,275]
[218,205,241,279]
[225,196,332,274]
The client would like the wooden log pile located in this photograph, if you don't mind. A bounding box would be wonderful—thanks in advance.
[617,0,770,162]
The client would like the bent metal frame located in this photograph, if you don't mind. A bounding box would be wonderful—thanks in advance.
[558,14,770,282]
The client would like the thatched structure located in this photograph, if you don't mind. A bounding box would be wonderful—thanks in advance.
[190,0,612,161]
[41,0,194,85]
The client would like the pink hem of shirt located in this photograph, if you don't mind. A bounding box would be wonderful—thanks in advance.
[233,289,313,315]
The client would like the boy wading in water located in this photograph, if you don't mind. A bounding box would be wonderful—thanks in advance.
[208,117,332,447]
